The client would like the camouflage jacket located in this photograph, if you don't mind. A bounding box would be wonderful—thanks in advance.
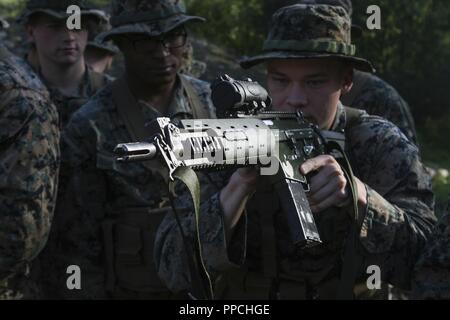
[0,44,60,299]
[40,74,218,299]
[36,65,113,129]
[412,195,450,299]
[341,70,418,144]
[155,103,436,298]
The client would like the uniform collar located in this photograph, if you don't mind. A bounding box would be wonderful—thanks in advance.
[329,101,347,133]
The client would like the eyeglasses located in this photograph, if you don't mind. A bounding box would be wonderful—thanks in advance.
[124,27,187,53]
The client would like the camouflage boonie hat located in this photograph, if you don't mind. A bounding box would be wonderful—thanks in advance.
[19,0,105,24]
[299,0,362,38]
[240,4,374,72]
[301,0,352,16]
[0,17,9,29]
[86,11,119,55]
[97,0,205,42]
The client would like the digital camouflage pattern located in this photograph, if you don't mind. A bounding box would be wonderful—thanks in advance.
[0,44,60,299]
[38,74,218,299]
[155,103,436,298]
[98,0,205,42]
[39,67,113,129]
[239,4,374,72]
[300,0,353,18]
[412,194,450,299]
[341,70,418,144]
[155,4,435,299]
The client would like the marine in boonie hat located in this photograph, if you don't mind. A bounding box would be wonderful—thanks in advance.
[240,4,374,73]
[97,0,205,43]
[18,0,104,24]
[86,11,119,55]
[85,11,119,74]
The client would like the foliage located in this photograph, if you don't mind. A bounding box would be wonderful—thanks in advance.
[185,0,265,56]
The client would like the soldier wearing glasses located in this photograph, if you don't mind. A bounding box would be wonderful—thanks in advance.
[41,0,217,299]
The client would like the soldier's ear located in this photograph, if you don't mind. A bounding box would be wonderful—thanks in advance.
[25,24,36,44]
[341,66,353,95]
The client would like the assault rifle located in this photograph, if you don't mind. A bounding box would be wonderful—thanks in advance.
[114,74,347,248]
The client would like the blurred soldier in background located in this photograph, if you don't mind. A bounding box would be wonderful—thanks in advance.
[0,21,60,300]
[84,9,119,74]
[18,0,113,128]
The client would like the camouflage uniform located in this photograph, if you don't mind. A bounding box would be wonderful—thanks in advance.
[0,43,60,299]
[300,0,418,144]
[40,0,215,300]
[412,194,450,299]
[341,70,418,145]
[19,0,113,129]
[155,4,436,299]
[41,69,113,129]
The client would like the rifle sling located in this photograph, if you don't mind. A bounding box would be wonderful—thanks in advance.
[169,167,214,300]
[179,74,211,119]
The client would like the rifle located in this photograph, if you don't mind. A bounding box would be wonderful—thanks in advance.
[114,75,349,248]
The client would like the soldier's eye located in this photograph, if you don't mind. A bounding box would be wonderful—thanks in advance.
[46,23,61,30]
[306,79,326,88]
[272,77,288,84]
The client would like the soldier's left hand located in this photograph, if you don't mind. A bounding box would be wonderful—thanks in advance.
[299,155,367,213]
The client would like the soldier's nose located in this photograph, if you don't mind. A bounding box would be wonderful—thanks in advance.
[286,84,308,110]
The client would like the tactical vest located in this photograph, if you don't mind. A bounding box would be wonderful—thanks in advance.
[215,107,373,300]
[101,74,212,299]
